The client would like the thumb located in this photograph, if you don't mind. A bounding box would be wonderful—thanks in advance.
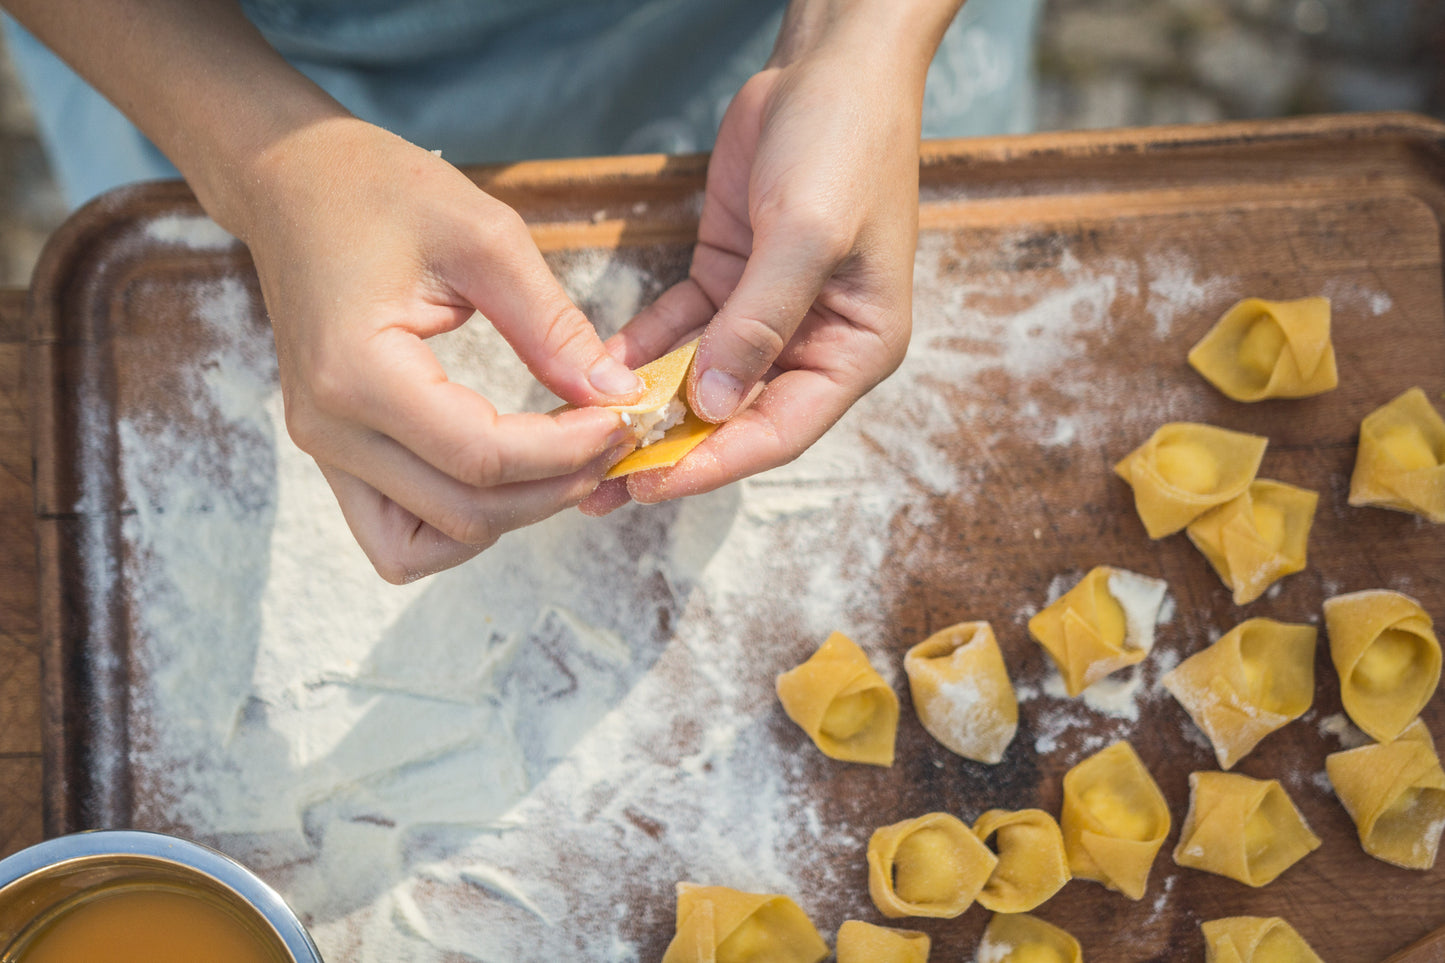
[689,231,839,422]
[445,203,643,406]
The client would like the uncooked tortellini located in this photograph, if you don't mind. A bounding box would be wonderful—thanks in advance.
[1161,618,1316,769]
[1327,718,1445,870]
[973,808,1071,913]
[1114,422,1268,538]
[776,631,898,766]
[867,812,997,919]
[1201,916,1323,963]
[975,913,1082,963]
[1348,386,1445,523]
[1060,740,1171,900]
[1188,296,1337,401]
[1028,567,1167,696]
[904,621,1017,764]
[1325,589,1441,744]
[835,921,929,963]
[660,884,828,963]
[1173,772,1320,887]
[1185,479,1317,605]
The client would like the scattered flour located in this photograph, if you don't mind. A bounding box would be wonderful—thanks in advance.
[1316,712,1372,750]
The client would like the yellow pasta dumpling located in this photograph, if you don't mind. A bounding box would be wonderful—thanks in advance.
[1173,772,1320,887]
[1187,296,1337,402]
[776,631,899,766]
[1160,619,1316,769]
[1326,718,1445,870]
[835,921,930,963]
[1201,917,1323,963]
[867,812,998,919]
[1114,423,1268,538]
[661,884,828,963]
[1060,741,1171,900]
[1324,589,1441,744]
[602,339,721,479]
[973,808,1072,913]
[1185,480,1318,605]
[1348,387,1445,522]
[904,621,1017,764]
[1027,567,1167,697]
[975,913,1083,963]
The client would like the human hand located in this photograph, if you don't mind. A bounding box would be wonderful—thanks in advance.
[242,117,644,581]
[582,3,953,516]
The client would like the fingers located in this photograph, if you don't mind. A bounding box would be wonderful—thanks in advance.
[294,328,633,489]
[318,430,628,583]
[687,229,844,423]
[603,279,716,369]
[437,196,643,406]
[577,477,633,517]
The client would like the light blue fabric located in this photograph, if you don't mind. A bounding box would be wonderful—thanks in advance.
[4,0,1042,210]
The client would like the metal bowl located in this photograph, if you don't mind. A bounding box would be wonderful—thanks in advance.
[0,830,322,962]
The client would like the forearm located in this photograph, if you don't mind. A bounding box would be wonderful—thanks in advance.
[2,0,348,238]
[768,0,966,86]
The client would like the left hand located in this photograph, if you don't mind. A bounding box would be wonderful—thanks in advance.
[581,7,945,515]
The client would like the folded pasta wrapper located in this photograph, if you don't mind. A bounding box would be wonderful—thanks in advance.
[867,812,998,919]
[1114,423,1268,538]
[1201,916,1324,963]
[600,339,721,479]
[976,913,1083,963]
[1348,386,1445,522]
[1060,740,1170,900]
[1188,296,1337,402]
[1327,718,1445,870]
[1161,618,1316,769]
[1173,772,1320,886]
[973,808,1071,913]
[1324,589,1440,744]
[1186,480,1317,605]
[834,921,929,963]
[1028,567,1166,697]
[904,621,1017,764]
[776,631,898,766]
[661,884,828,963]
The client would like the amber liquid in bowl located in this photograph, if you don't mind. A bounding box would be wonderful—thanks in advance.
[6,882,289,963]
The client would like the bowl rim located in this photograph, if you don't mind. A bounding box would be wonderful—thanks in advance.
[0,830,323,962]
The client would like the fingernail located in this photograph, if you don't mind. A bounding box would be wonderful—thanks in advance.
[695,367,744,421]
[589,356,643,397]
[607,426,636,448]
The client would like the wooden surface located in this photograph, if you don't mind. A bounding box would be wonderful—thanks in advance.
[21,112,1445,961]
[0,284,42,862]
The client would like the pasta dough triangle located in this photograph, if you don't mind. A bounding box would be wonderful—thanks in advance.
[1161,619,1316,769]
[1186,480,1317,605]
[1348,387,1445,522]
[662,884,828,963]
[1325,589,1441,744]
[1326,718,1445,869]
[1173,772,1320,886]
[1114,423,1268,537]
[1201,917,1323,963]
[603,339,723,479]
[1188,297,1337,401]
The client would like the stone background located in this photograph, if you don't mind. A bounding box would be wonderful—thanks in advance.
[1,0,1443,288]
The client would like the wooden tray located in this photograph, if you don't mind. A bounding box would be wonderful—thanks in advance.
[30,113,1445,962]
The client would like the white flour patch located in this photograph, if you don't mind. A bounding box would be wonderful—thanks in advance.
[144,213,240,249]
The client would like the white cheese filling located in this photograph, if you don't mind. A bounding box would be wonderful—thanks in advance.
[625,397,687,448]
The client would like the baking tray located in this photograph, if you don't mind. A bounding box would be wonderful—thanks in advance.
[30,113,1445,961]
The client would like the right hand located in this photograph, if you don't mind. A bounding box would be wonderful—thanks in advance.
[239,117,645,582]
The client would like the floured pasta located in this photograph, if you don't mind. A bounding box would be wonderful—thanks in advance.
[1027,567,1167,696]
[1185,479,1318,605]
[1173,772,1320,886]
[974,913,1083,963]
[1060,741,1171,900]
[867,812,998,919]
[1325,589,1441,744]
[904,621,1017,764]
[1114,423,1268,538]
[776,631,898,766]
[1327,718,1445,870]
[1348,386,1445,522]
[661,884,828,963]
[973,808,1071,913]
[603,339,721,478]
[1160,618,1316,769]
[1188,296,1337,401]
[835,921,930,963]
[1201,917,1323,963]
